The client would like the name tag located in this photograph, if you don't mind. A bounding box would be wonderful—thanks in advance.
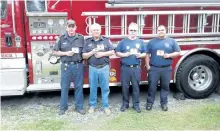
[130,48,138,54]
[72,47,79,53]
[157,50,164,56]
[97,44,105,51]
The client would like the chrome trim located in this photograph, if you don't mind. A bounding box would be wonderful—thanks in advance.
[84,33,220,39]
[82,10,220,16]
[106,3,220,8]
[25,0,47,12]
[143,37,220,43]
[11,0,16,34]
[26,12,67,17]
[173,48,220,83]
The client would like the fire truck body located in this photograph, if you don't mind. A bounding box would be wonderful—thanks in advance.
[1,0,220,98]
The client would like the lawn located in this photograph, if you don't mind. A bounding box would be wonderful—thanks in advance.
[1,103,220,130]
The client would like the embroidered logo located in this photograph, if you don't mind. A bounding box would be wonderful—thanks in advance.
[136,43,140,48]
[165,43,170,48]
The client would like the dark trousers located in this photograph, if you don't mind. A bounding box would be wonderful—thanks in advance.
[147,66,172,105]
[121,65,141,108]
[60,63,84,111]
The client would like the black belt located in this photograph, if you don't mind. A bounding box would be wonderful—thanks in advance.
[123,64,140,68]
[90,64,107,68]
[150,64,171,68]
[64,60,82,64]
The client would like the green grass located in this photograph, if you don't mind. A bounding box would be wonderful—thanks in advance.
[1,103,220,130]
[100,104,220,130]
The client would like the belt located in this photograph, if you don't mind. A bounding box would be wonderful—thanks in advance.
[123,64,140,68]
[150,64,171,68]
[64,60,82,64]
[90,64,107,68]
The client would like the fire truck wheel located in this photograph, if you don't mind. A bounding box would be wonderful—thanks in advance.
[176,54,220,99]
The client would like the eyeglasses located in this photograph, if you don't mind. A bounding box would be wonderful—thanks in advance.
[68,25,75,28]
[129,30,137,32]
[158,29,165,31]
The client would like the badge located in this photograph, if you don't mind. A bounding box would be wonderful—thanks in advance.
[72,47,79,53]
[156,50,165,56]
[136,44,140,48]
[126,46,130,50]
[130,48,138,54]
[165,43,170,48]
[62,42,67,45]
[97,44,105,51]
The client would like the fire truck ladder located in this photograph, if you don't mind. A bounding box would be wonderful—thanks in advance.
[82,10,220,39]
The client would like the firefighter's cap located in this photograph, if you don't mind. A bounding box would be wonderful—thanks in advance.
[66,19,76,26]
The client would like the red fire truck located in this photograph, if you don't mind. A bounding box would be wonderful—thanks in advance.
[1,0,220,98]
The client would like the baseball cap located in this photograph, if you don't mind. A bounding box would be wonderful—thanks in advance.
[66,19,76,26]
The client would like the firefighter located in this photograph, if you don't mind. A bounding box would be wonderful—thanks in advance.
[145,25,181,111]
[115,22,146,113]
[82,23,115,115]
[53,19,85,115]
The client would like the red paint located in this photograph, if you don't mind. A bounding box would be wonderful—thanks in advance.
[1,0,220,87]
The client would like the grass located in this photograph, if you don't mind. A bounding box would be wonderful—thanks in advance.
[100,103,220,130]
[1,103,220,130]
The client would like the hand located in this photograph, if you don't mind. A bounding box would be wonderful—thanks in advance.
[123,52,131,57]
[136,53,142,58]
[95,52,104,58]
[163,53,171,58]
[65,51,75,56]
[146,65,150,71]
[92,48,99,54]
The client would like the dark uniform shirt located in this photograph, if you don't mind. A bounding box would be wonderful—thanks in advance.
[115,37,146,66]
[82,36,114,66]
[146,37,181,66]
[53,32,84,63]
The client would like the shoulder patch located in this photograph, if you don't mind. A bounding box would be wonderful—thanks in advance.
[55,35,62,43]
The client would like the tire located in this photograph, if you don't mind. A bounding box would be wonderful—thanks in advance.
[176,54,220,99]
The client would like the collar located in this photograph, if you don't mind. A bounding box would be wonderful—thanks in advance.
[91,36,104,41]
[64,32,78,39]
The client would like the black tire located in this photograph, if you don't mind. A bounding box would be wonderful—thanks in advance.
[176,54,220,99]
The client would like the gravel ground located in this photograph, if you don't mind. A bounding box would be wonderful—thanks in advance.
[1,86,220,129]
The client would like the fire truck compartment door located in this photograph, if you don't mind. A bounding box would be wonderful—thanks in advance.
[0,69,27,96]
[0,58,27,96]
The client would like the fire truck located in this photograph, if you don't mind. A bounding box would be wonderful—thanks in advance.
[1,0,220,99]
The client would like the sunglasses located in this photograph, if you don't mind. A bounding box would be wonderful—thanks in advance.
[129,30,137,32]
[68,25,75,28]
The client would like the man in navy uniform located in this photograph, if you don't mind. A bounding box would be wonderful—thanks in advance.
[145,25,181,111]
[82,23,114,115]
[53,19,85,115]
[115,22,146,113]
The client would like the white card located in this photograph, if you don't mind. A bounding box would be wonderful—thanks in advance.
[72,47,79,53]
[130,48,138,54]
[156,50,164,56]
[97,44,105,51]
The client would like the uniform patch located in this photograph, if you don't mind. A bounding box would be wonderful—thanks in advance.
[136,43,140,48]
[157,50,165,56]
[126,46,130,50]
[130,48,138,54]
[62,42,67,45]
[165,42,170,48]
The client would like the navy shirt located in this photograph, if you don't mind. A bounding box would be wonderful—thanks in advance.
[115,37,146,66]
[146,37,181,66]
[82,36,114,66]
[53,32,84,63]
